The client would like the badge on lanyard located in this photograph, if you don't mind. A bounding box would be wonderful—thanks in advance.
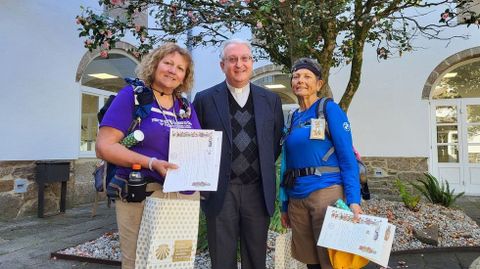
[310,118,326,140]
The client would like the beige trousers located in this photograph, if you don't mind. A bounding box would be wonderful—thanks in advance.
[115,183,199,269]
[288,184,344,268]
[115,183,162,269]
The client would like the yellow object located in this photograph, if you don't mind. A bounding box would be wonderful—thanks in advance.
[328,249,369,269]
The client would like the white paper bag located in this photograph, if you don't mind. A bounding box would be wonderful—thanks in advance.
[274,231,307,269]
[135,195,200,269]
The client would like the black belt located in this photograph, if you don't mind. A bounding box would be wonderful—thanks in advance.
[144,177,160,196]
[282,166,340,189]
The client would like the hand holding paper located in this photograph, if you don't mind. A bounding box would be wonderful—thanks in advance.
[318,206,396,268]
[163,129,222,192]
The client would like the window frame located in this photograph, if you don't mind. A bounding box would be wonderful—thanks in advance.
[78,85,117,158]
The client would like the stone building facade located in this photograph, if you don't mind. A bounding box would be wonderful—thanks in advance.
[0,157,428,219]
[0,160,97,220]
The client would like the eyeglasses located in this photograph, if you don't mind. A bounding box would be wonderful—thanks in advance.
[224,55,253,64]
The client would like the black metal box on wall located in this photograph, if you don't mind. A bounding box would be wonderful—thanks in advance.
[35,161,71,218]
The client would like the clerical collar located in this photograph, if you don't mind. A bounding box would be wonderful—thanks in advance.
[226,82,249,94]
[226,82,250,108]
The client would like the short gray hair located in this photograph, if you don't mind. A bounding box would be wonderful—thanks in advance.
[219,39,252,60]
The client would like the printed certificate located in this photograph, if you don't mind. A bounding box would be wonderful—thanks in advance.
[317,206,396,267]
[163,129,222,192]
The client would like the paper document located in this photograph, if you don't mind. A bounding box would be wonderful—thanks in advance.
[317,206,396,267]
[163,129,222,192]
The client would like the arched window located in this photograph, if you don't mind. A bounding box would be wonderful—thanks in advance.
[432,59,480,99]
[77,46,139,156]
[252,64,296,104]
[252,64,299,121]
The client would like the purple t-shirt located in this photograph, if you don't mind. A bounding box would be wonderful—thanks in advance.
[100,85,201,182]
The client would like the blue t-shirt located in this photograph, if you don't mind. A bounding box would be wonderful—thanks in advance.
[284,99,360,205]
[100,85,201,182]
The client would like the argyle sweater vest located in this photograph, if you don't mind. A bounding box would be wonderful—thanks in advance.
[228,91,260,184]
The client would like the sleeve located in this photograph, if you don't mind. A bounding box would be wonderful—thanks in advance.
[192,92,205,128]
[99,85,134,135]
[189,103,202,129]
[325,101,361,205]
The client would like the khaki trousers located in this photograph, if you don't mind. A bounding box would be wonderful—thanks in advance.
[115,183,199,269]
[288,184,344,268]
[115,183,162,269]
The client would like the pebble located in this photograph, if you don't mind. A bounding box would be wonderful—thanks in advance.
[55,199,480,267]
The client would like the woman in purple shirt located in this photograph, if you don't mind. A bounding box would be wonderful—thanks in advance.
[96,43,200,269]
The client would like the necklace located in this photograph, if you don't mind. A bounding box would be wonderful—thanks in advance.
[154,94,178,123]
[151,86,173,96]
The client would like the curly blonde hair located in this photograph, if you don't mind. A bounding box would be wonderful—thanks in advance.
[136,43,194,95]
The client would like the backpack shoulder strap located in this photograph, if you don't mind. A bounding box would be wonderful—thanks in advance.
[317,97,335,161]
[317,97,332,120]
[285,108,298,130]
[127,80,154,132]
[317,97,333,137]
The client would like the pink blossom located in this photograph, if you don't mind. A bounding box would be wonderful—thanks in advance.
[106,30,113,38]
[84,39,93,45]
[103,41,110,49]
[256,21,263,29]
[75,17,83,25]
[243,0,251,3]
[110,0,123,5]
[188,11,194,18]
[219,0,228,4]
[442,12,449,20]
[100,50,109,58]
[135,25,142,33]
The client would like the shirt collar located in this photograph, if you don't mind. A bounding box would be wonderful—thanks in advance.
[226,82,250,95]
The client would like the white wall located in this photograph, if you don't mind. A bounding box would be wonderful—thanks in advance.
[191,24,480,159]
[2,1,479,161]
[335,25,480,157]
[0,0,99,160]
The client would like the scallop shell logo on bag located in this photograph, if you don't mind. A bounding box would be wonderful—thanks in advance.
[155,244,170,260]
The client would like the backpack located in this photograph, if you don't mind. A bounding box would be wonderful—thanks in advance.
[284,97,370,200]
[91,78,194,216]
[91,78,154,216]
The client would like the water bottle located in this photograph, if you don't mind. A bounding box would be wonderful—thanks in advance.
[127,164,147,202]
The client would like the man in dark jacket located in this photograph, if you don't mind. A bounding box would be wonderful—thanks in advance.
[193,39,284,269]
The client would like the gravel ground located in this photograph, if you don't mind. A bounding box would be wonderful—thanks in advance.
[56,199,480,267]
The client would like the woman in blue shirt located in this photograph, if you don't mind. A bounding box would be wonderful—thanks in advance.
[280,58,363,269]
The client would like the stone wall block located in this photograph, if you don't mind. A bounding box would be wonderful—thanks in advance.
[397,172,425,182]
[12,165,36,181]
[16,191,59,218]
[0,193,23,220]
[0,166,14,179]
[411,158,428,171]
[73,181,96,205]
[73,159,97,182]
[22,182,38,201]
[66,179,76,208]
[387,158,411,171]
[0,179,14,192]
[385,169,398,176]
